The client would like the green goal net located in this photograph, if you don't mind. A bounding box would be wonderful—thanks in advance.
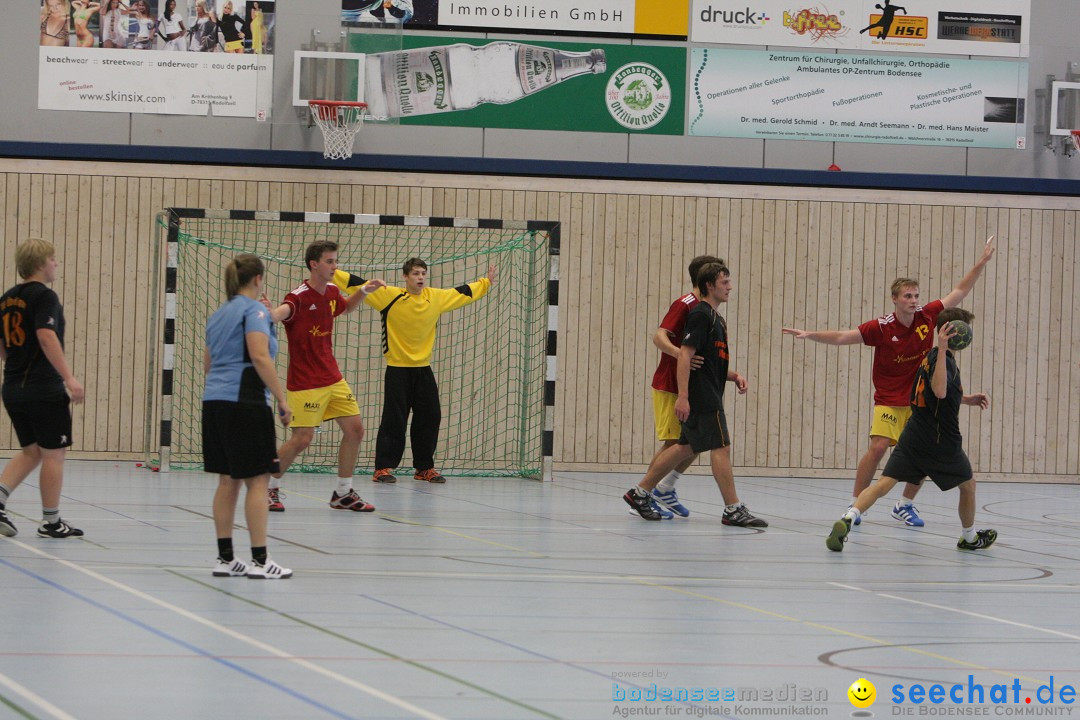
[157,211,551,478]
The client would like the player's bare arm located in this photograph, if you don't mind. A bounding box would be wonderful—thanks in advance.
[728,370,748,395]
[674,344,694,421]
[652,327,703,369]
[941,235,995,309]
[781,327,862,345]
[343,278,386,314]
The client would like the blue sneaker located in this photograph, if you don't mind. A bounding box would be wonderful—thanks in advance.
[652,488,690,517]
[892,502,925,527]
[846,504,862,525]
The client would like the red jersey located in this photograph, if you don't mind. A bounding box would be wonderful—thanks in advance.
[282,281,347,391]
[651,293,699,393]
[858,299,944,406]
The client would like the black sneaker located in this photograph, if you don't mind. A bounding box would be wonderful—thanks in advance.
[722,504,768,528]
[957,529,997,550]
[826,517,852,552]
[623,487,663,520]
[0,508,17,537]
[37,520,84,538]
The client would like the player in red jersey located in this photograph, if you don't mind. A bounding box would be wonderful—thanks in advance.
[783,236,994,527]
[266,241,385,512]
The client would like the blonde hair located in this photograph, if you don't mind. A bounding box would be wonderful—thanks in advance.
[224,253,265,298]
[15,238,55,280]
[890,277,919,298]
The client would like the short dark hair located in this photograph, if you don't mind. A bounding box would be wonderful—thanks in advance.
[304,241,338,271]
[403,258,428,274]
[935,307,975,329]
[688,255,722,285]
[695,260,730,295]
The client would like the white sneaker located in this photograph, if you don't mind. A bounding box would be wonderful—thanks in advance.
[247,559,293,579]
[212,558,250,577]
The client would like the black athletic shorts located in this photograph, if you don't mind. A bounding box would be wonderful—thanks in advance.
[882,441,972,492]
[677,409,731,454]
[2,394,73,450]
[202,401,280,479]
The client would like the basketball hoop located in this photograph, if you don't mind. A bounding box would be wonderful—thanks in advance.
[309,100,367,160]
[1071,130,1080,154]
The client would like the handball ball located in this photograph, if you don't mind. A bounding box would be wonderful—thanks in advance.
[947,320,973,351]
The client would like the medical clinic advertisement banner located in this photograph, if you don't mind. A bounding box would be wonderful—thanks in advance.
[688,49,1027,148]
[348,34,685,134]
[342,0,688,39]
[690,0,1029,58]
[39,0,274,118]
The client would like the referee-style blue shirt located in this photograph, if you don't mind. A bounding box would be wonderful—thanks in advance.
[203,295,277,406]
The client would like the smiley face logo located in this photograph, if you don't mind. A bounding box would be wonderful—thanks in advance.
[848,678,876,708]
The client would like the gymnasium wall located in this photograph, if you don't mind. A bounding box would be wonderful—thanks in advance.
[1,158,1077,482]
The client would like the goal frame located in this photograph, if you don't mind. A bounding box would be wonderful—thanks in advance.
[155,207,559,480]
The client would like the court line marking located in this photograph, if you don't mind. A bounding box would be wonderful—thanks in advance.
[285,488,547,557]
[636,579,1040,684]
[2,540,448,720]
[169,571,559,720]
[0,672,67,720]
[837,583,1080,642]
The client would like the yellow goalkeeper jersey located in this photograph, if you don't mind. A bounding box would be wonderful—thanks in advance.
[333,269,491,367]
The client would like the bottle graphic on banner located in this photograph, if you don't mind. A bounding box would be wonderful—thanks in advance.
[363,42,607,119]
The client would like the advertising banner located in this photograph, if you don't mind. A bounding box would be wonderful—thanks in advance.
[343,0,689,39]
[349,35,686,134]
[688,49,1027,148]
[37,0,275,118]
[690,0,1029,58]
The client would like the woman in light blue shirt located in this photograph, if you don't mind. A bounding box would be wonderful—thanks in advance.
[203,254,293,579]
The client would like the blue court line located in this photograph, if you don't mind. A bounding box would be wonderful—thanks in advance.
[0,557,360,720]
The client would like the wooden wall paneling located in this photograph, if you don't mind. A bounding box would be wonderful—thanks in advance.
[635,194,657,467]
[42,175,57,241]
[824,200,844,469]
[764,200,783,467]
[1067,212,1080,475]
[804,200,824,469]
[748,197,767,466]
[101,175,123,451]
[557,191,581,463]
[594,193,615,463]
[1031,210,1051,473]
[1046,210,1065,473]
[788,200,809,467]
[16,175,31,240]
[608,193,629,462]
[586,192,606,462]
[88,176,110,452]
[0,175,11,447]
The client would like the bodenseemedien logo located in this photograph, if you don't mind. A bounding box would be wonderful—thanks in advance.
[606,62,670,130]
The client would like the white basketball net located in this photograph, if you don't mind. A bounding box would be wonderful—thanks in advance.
[309,102,366,160]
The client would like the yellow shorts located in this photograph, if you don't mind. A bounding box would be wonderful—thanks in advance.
[225,40,244,52]
[287,379,360,428]
[869,405,912,445]
[652,389,681,442]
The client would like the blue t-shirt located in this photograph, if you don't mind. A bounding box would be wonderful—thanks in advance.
[203,295,277,406]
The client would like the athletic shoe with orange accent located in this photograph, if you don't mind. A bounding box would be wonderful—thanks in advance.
[329,490,375,512]
[414,468,446,484]
[372,468,397,483]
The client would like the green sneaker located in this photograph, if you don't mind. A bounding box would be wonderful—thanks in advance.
[826,517,852,552]
[957,529,997,550]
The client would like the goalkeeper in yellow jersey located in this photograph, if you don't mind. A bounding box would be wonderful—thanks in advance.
[335,258,495,484]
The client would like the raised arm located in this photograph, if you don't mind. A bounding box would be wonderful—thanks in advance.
[342,279,387,314]
[931,326,953,399]
[941,235,995,309]
[781,327,863,345]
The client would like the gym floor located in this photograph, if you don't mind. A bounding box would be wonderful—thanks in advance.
[0,461,1077,720]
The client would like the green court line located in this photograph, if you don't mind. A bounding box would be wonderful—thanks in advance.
[0,692,42,720]
[168,570,560,720]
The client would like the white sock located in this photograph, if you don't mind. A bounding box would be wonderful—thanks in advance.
[725,503,741,513]
[656,471,681,493]
[844,507,861,523]
[961,526,976,543]
[269,478,280,490]
[336,477,353,496]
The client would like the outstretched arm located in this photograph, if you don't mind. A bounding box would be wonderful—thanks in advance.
[781,327,862,345]
[342,279,387,314]
[941,235,995,309]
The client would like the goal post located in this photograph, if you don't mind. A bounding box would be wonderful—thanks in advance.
[155,208,558,480]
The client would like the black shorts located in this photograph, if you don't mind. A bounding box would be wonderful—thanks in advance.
[2,394,73,450]
[882,441,972,491]
[202,401,280,479]
[677,410,731,454]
